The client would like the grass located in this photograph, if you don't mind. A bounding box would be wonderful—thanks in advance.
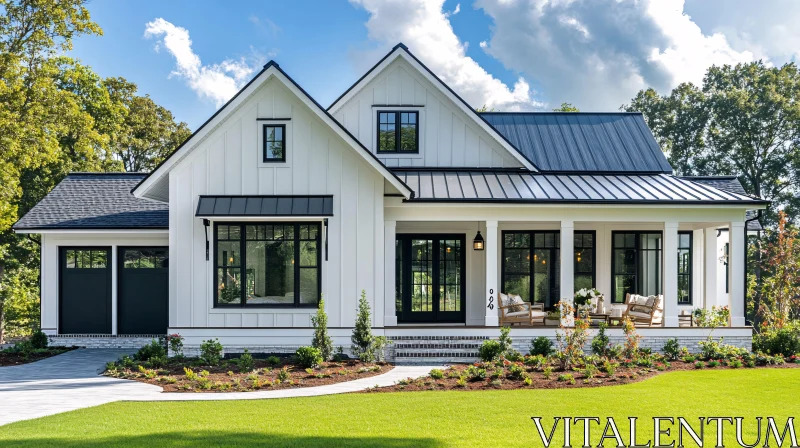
[0,369,798,447]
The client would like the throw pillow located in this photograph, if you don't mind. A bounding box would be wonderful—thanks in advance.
[508,294,526,313]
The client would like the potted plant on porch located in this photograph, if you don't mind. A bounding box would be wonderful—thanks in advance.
[545,310,561,326]
[574,288,604,315]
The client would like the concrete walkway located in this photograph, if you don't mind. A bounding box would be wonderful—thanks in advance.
[0,349,436,426]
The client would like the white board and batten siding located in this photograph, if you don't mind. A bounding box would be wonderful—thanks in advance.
[332,58,522,169]
[169,77,386,330]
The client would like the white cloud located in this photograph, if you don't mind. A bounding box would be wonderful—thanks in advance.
[144,18,256,107]
[476,0,758,110]
[350,0,543,111]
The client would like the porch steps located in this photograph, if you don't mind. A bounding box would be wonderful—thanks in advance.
[390,336,486,364]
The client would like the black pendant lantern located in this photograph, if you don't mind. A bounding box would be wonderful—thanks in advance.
[473,230,485,251]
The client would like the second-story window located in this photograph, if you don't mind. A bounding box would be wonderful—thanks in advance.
[377,111,418,153]
[263,124,286,162]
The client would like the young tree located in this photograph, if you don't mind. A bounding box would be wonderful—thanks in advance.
[311,298,333,361]
[351,290,374,362]
[751,211,800,329]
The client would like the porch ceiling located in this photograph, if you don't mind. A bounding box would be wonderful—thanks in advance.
[393,170,769,206]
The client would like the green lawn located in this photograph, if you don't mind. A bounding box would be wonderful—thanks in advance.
[1,369,798,447]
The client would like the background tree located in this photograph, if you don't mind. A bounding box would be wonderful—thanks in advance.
[624,61,800,226]
[0,0,189,342]
[553,102,579,112]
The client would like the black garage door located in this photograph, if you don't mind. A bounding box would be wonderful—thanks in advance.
[118,247,169,335]
[60,247,112,334]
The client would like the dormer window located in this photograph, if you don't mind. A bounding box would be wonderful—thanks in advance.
[263,124,286,162]
[377,111,418,153]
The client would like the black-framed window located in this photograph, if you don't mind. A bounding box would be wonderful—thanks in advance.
[377,111,418,153]
[65,249,107,268]
[501,230,596,309]
[123,248,168,269]
[678,232,692,305]
[724,242,730,294]
[262,124,286,162]
[612,232,663,303]
[215,223,320,307]
[574,231,596,291]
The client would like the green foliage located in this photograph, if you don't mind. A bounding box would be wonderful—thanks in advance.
[498,326,513,353]
[507,364,525,380]
[351,290,375,362]
[624,62,800,225]
[135,340,166,362]
[478,340,503,362]
[200,339,223,366]
[553,102,580,112]
[465,365,487,381]
[591,323,610,356]
[754,323,800,356]
[662,338,681,361]
[266,356,281,366]
[311,298,333,361]
[751,212,800,329]
[277,367,290,382]
[602,360,619,376]
[555,300,590,370]
[236,349,255,373]
[429,369,444,380]
[529,336,554,357]
[557,373,575,384]
[295,346,323,369]
[29,329,48,349]
[698,337,749,361]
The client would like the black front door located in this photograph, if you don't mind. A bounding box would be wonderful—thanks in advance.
[397,234,466,323]
[118,247,169,335]
[59,247,111,334]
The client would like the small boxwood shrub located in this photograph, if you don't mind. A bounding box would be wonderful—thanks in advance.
[295,346,323,369]
[479,340,503,362]
[662,338,680,361]
[30,330,49,349]
[529,336,554,357]
[429,369,444,380]
[237,349,255,373]
[136,339,166,362]
[200,339,223,366]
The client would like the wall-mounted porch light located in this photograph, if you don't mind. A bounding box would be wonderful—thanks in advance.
[473,230,485,251]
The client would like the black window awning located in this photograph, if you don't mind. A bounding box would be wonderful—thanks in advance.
[195,195,333,217]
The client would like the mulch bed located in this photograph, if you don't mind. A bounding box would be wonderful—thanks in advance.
[106,358,393,393]
[0,346,76,367]
[365,360,800,393]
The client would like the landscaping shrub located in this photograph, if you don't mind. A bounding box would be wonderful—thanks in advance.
[295,346,323,369]
[591,323,610,356]
[166,334,184,358]
[507,364,525,379]
[465,365,487,381]
[350,290,391,362]
[555,300,590,370]
[662,338,680,361]
[200,338,223,366]
[478,340,503,362]
[237,349,255,373]
[529,336,554,357]
[267,355,281,366]
[698,337,748,361]
[311,298,333,361]
[30,330,48,349]
[498,326,513,353]
[753,325,800,356]
[136,339,166,362]
[602,360,619,376]
[149,355,167,369]
[429,369,444,380]
[621,317,640,358]
[524,354,547,368]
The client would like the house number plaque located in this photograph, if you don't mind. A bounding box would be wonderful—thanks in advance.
[487,288,494,310]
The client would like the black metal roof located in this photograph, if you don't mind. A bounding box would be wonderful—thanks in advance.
[394,170,769,205]
[196,196,333,217]
[480,112,674,174]
[683,176,763,230]
[13,173,168,230]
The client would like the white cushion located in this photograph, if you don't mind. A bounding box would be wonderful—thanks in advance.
[531,311,547,318]
[628,311,652,319]
[505,310,530,318]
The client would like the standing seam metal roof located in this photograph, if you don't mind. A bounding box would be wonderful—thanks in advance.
[480,112,674,174]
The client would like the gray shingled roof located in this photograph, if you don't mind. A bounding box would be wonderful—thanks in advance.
[682,176,763,231]
[13,173,168,230]
[480,112,674,174]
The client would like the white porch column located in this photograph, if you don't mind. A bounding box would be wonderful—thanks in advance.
[729,221,746,327]
[384,220,397,326]
[704,228,719,309]
[663,222,679,327]
[485,220,499,326]
[560,221,574,326]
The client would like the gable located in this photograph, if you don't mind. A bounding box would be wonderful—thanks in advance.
[328,45,536,170]
[133,63,412,201]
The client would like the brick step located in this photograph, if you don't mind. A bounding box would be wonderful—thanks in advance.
[393,342,485,350]
[394,356,479,365]
[389,336,490,342]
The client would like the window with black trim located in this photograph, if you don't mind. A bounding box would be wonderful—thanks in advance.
[678,232,692,305]
[65,249,107,269]
[574,232,596,291]
[215,223,320,307]
[611,232,663,303]
[123,249,168,269]
[262,124,286,162]
[377,111,418,153]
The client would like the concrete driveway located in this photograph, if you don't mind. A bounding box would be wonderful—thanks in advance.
[0,349,161,426]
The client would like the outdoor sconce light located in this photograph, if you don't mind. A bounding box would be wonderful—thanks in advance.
[473,230,485,251]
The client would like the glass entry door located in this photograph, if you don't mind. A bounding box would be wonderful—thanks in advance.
[396,234,466,323]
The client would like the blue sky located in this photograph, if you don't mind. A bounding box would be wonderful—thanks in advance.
[70,0,799,130]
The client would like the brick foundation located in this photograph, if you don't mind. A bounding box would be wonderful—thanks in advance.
[48,335,162,349]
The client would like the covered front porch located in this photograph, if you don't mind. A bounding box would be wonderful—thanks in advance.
[382,207,752,331]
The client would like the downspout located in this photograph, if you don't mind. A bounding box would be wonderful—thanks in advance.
[744,210,763,326]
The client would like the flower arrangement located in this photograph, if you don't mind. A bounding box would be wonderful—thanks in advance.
[574,288,604,312]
